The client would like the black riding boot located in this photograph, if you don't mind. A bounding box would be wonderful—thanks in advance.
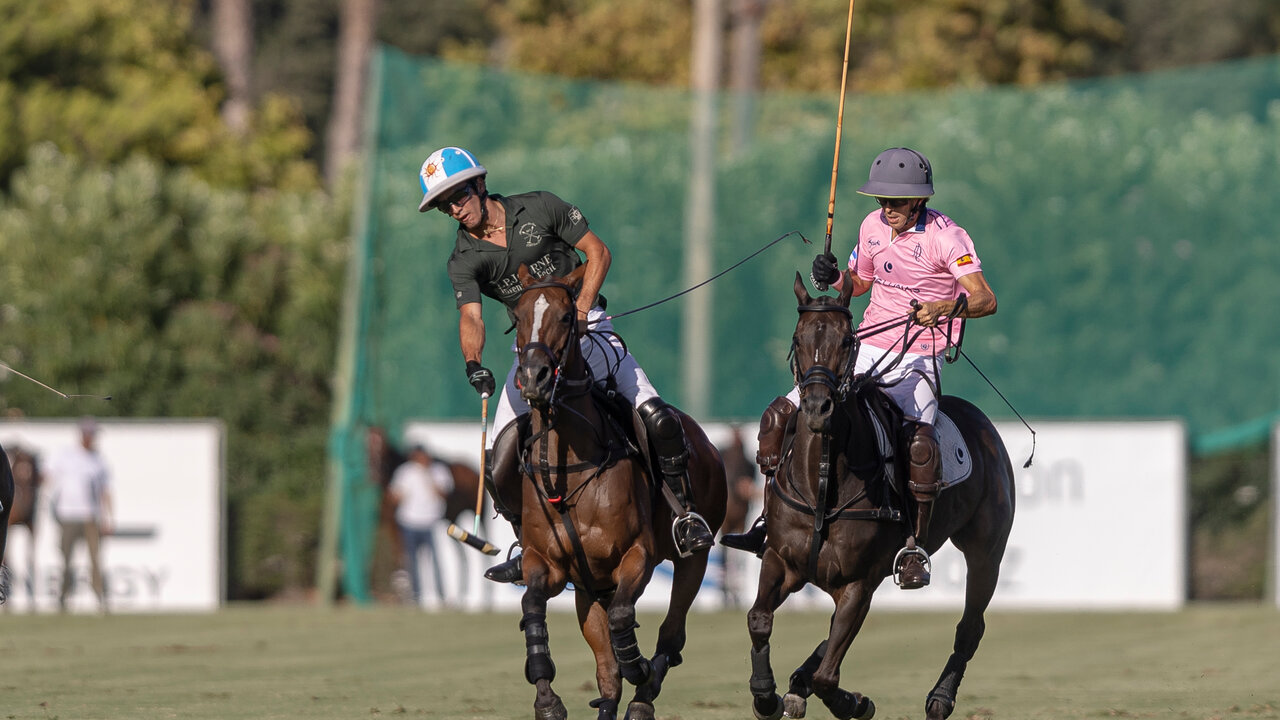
[895,422,940,590]
[637,398,714,556]
[483,420,527,585]
[722,396,795,557]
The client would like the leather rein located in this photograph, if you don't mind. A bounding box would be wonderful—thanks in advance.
[781,300,902,579]
[516,280,634,599]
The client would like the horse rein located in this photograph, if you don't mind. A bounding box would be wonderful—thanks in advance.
[515,279,637,598]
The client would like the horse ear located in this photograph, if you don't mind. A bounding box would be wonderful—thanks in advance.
[793,271,812,305]
[838,272,855,307]
[565,263,588,292]
[517,263,535,287]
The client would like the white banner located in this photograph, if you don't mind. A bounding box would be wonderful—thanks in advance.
[398,418,1186,612]
[1273,421,1279,609]
[1,420,224,613]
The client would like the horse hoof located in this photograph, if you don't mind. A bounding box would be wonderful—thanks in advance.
[623,700,655,720]
[782,692,807,718]
[926,694,954,720]
[856,698,875,720]
[534,697,568,720]
[752,693,784,720]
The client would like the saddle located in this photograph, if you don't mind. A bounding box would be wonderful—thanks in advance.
[774,386,975,523]
[772,385,911,528]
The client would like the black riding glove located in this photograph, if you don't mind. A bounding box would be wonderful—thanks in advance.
[810,252,841,287]
[465,361,496,397]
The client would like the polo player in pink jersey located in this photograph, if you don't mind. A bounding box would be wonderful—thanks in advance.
[723,147,998,589]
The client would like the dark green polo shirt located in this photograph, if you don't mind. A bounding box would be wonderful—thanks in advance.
[446,191,592,316]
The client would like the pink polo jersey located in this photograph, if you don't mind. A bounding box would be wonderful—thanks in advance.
[850,207,983,355]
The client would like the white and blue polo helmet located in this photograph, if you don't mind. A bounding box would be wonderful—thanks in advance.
[418,146,487,212]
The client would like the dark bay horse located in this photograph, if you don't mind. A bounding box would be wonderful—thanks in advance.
[0,445,36,605]
[498,263,727,720]
[745,273,1015,720]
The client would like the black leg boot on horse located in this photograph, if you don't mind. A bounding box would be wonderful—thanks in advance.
[896,421,941,590]
[722,395,795,557]
[637,398,714,556]
[484,420,528,584]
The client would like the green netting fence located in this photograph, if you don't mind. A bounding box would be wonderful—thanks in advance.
[324,45,1280,602]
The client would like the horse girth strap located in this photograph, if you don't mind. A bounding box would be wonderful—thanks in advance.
[768,475,897,522]
[553,502,605,601]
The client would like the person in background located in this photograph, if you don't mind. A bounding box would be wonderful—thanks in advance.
[387,445,454,608]
[47,417,113,613]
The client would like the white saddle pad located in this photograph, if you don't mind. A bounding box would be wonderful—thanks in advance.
[867,407,973,490]
[935,410,973,488]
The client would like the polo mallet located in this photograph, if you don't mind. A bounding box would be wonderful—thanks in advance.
[446,391,500,555]
[816,0,858,292]
[0,361,112,401]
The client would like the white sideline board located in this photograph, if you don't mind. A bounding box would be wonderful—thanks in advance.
[1273,421,1279,609]
[400,418,1187,612]
[1,420,224,613]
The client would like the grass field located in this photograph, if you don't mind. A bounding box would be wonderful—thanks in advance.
[1,603,1278,720]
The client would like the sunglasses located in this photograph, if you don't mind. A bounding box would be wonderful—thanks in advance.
[433,184,474,212]
[876,197,914,209]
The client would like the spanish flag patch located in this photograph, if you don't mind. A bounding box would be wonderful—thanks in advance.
[956,254,974,267]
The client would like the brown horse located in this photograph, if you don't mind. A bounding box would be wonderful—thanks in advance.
[745,273,1015,720]
[494,263,727,720]
[1,445,35,606]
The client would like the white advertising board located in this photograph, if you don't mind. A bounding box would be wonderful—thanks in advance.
[400,418,1186,612]
[1273,421,1279,609]
[1,420,224,613]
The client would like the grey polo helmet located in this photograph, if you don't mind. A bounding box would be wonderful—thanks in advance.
[856,147,934,198]
[418,146,487,212]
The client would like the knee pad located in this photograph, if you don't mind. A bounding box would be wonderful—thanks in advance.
[908,423,939,467]
[637,399,688,470]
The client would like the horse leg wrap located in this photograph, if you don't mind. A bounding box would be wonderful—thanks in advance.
[755,396,796,476]
[520,612,556,684]
[820,689,874,720]
[588,697,619,720]
[610,624,651,685]
[788,639,828,697]
[749,643,777,697]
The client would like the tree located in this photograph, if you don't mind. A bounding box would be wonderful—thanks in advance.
[0,0,315,191]
[325,0,379,187]
[0,147,348,596]
[212,0,254,134]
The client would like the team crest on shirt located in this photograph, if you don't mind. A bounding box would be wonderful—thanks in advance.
[569,206,583,225]
[519,222,548,247]
[913,243,923,261]
[956,254,974,266]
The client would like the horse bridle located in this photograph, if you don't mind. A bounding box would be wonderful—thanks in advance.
[790,302,859,402]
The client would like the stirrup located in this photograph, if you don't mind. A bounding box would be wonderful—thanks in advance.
[892,540,931,589]
[671,512,713,558]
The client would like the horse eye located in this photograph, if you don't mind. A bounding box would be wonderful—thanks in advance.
[561,312,574,324]
[841,335,853,348]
